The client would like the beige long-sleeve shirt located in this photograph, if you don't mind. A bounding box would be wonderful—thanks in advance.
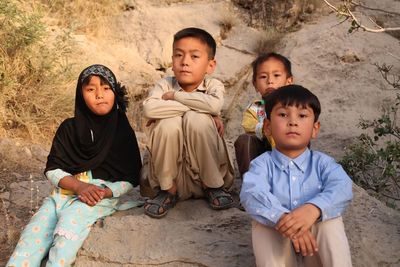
[143,76,225,119]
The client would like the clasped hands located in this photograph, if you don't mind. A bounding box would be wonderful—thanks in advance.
[75,180,112,206]
[275,204,321,257]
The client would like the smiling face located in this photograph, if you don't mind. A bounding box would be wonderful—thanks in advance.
[263,103,320,158]
[172,37,216,92]
[82,75,115,116]
[253,58,293,97]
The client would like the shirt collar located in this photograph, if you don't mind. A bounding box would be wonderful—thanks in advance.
[271,148,310,173]
[253,99,265,105]
[172,77,207,92]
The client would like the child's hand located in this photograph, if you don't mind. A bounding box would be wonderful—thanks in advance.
[276,204,320,238]
[162,91,175,100]
[76,183,106,206]
[212,116,224,137]
[291,229,318,256]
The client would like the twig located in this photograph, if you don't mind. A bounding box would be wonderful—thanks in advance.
[323,0,400,32]
[381,192,400,200]
[352,1,400,16]
[387,52,400,62]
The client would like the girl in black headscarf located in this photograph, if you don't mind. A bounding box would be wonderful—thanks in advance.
[7,65,142,267]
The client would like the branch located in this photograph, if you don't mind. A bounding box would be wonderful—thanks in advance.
[352,1,400,16]
[323,0,400,33]
[381,192,400,201]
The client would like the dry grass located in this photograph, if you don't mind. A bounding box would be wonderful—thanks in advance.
[0,1,77,142]
[253,28,283,55]
[218,12,237,40]
[38,0,123,36]
[0,0,123,143]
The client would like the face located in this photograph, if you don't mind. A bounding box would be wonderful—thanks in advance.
[263,103,320,158]
[172,37,216,92]
[253,58,293,97]
[82,75,115,116]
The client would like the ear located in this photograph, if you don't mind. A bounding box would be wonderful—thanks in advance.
[311,121,320,139]
[206,59,216,75]
[286,76,294,85]
[263,118,272,137]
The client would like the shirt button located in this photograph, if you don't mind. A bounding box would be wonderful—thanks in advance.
[292,176,296,181]
[290,161,294,165]
[271,214,275,218]
[293,200,298,205]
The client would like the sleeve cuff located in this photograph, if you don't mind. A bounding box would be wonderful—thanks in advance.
[306,198,342,221]
[101,181,133,198]
[45,169,71,187]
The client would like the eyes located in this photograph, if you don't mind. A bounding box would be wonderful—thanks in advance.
[173,52,201,60]
[258,73,282,80]
[276,111,310,119]
[83,86,111,92]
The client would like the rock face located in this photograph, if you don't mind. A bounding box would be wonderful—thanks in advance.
[74,185,400,267]
[233,0,316,30]
[76,196,254,267]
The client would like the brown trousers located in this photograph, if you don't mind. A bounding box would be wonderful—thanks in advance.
[234,133,271,177]
[141,111,234,200]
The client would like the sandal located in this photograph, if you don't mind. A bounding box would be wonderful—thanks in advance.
[204,187,234,210]
[144,190,178,218]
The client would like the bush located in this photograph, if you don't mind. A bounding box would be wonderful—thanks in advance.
[340,64,400,208]
[0,1,74,142]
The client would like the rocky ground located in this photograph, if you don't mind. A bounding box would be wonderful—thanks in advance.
[1,0,400,266]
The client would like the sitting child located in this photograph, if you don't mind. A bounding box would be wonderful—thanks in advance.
[7,64,142,266]
[234,52,293,177]
[240,85,353,267]
[142,27,234,218]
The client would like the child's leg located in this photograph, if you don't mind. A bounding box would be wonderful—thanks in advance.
[183,111,232,187]
[46,198,116,266]
[6,197,58,267]
[251,220,298,267]
[304,216,352,267]
[234,133,266,177]
[148,117,183,190]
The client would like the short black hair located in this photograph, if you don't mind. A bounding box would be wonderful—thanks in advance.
[173,27,216,59]
[263,84,321,122]
[252,52,292,82]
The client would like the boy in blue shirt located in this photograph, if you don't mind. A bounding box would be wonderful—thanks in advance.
[240,85,353,267]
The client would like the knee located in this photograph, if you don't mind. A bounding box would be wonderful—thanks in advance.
[153,117,182,138]
[234,134,257,148]
[183,111,213,134]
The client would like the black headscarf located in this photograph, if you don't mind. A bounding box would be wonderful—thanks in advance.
[45,64,142,186]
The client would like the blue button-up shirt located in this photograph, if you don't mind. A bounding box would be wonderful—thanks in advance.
[240,148,353,227]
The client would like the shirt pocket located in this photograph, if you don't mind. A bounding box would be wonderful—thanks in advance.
[301,180,322,201]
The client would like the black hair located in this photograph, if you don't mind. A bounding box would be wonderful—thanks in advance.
[173,27,216,59]
[252,52,292,82]
[82,74,129,112]
[263,84,321,122]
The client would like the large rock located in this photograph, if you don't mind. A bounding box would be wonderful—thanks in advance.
[75,184,400,267]
[76,198,254,267]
